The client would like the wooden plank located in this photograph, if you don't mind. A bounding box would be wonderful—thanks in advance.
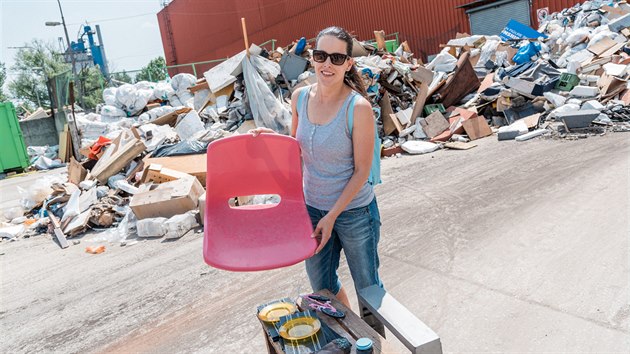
[587,37,617,57]
[599,42,625,58]
[462,115,492,140]
[48,210,69,249]
[444,141,477,150]
[151,107,192,126]
[358,285,442,354]
[420,111,450,138]
[410,83,429,123]
[188,80,209,93]
[374,30,386,51]
[91,136,147,184]
[58,124,69,162]
[379,93,397,136]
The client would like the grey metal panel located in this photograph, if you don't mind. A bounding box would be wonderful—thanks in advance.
[469,0,531,36]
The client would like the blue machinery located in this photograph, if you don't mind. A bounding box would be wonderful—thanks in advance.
[67,24,110,79]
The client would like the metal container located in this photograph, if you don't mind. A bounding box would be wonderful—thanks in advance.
[157,0,582,72]
[0,102,30,173]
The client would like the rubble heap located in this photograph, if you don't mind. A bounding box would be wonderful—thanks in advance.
[1,0,629,247]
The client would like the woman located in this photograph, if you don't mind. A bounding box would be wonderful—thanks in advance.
[251,26,383,308]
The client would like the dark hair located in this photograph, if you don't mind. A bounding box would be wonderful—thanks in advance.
[316,26,368,99]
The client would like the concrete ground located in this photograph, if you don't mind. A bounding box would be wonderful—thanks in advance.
[1,133,628,353]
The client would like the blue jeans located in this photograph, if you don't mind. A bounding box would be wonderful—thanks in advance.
[305,197,383,295]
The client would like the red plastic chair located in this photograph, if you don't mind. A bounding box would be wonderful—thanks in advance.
[203,133,317,271]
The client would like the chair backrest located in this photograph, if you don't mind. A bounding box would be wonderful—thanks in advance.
[205,134,304,207]
[203,133,316,271]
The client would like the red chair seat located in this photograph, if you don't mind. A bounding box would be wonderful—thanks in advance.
[203,134,317,271]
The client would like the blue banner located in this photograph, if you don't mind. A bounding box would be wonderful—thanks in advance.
[500,19,548,41]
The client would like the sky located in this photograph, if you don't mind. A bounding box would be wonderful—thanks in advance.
[1,0,166,82]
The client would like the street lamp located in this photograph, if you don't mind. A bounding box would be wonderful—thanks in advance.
[45,0,83,108]
[45,0,75,79]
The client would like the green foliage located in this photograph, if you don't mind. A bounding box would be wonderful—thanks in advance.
[111,70,133,84]
[80,66,105,110]
[0,62,6,101]
[135,56,167,82]
[8,39,70,109]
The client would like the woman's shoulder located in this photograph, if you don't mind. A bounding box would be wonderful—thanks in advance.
[291,84,315,103]
[350,92,371,110]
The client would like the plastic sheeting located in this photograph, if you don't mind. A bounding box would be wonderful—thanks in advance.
[242,55,291,134]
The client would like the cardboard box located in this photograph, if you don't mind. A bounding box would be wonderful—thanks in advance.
[144,154,207,185]
[68,157,88,185]
[130,176,204,220]
[141,163,194,184]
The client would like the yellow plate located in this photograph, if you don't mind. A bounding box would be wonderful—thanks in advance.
[278,316,321,340]
[257,302,297,323]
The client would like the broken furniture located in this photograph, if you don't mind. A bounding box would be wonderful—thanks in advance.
[203,134,317,271]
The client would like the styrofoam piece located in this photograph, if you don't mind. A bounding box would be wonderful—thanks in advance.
[516,129,548,141]
[544,92,567,107]
[569,86,599,97]
[497,120,528,140]
[603,63,628,77]
[401,141,439,154]
[581,100,604,111]
[555,109,600,129]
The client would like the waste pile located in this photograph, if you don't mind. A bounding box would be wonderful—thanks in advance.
[1,0,628,247]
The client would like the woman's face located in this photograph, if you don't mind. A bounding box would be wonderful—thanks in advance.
[313,35,353,87]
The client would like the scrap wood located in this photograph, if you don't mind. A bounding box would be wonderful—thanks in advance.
[444,141,477,150]
[151,107,193,126]
[47,209,69,249]
[91,131,147,184]
[188,78,209,93]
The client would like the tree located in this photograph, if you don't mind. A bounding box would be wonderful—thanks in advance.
[81,66,106,110]
[111,70,133,84]
[8,39,69,109]
[135,56,168,82]
[0,62,7,102]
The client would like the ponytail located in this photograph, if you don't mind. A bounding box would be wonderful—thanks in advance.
[344,65,368,100]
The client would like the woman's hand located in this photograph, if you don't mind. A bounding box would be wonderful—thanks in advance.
[248,127,277,136]
[312,213,337,254]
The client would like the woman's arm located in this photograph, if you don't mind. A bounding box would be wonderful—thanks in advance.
[312,96,375,253]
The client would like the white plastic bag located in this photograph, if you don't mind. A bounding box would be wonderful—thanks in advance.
[3,206,24,222]
[251,55,281,82]
[426,48,457,73]
[242,56,291,134]
[478,40,499,67]
[103,87,117,106]
[170,73,197,93]
[100,105,127,118]
[152,82,175,101]
[31,156,64,170]
[17,175,62,211]
[565,27,591,47]
[115,84,149,116]
[137,217,168,238]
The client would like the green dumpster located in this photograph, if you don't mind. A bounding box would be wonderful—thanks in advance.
[0,102,30,173]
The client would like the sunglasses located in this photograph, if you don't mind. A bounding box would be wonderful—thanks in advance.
[312,50,349,65]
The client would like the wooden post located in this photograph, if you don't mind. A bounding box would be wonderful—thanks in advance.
[241,17,250,58]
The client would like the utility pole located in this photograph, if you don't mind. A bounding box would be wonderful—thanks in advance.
[54,0,83,107]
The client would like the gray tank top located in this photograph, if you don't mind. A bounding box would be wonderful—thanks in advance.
[296,86,375,211]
